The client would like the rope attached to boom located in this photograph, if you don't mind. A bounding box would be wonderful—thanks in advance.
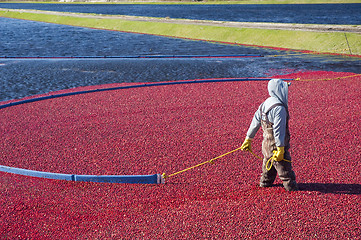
[161,147,292,181]
[295,73,361,82]
[162,146,243,180]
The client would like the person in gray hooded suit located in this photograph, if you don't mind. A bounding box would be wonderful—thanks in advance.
[240,79,298,191]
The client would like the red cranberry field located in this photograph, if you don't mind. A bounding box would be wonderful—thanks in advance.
[0,71,360,239]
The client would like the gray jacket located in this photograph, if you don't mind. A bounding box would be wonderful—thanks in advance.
[246,79,289,147]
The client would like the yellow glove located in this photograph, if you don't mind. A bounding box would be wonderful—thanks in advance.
[272,147,285,161]
[240,138,252,152]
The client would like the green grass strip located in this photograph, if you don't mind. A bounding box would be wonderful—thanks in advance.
[1,9,360,55]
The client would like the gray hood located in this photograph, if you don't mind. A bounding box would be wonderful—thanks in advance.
[267,78,289,107]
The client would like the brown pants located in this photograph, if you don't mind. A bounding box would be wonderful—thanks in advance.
[260,106,297,191]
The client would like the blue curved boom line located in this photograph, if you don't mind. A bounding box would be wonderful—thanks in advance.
[0,78,292,110]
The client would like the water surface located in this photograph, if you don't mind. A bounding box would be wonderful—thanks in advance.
[1,17,360,102]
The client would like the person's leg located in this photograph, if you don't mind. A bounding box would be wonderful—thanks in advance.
[260,158,277,187]
[274,160,298,191]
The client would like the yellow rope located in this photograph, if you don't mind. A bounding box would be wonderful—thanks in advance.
[249,150,263,161]
[295,73,361,82]
[248,149,291,171]
[161,147,293,181]
[265,155,292,171]
[162,146,242,180]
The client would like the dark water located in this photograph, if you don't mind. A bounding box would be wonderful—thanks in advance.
[0,3,360,25]
[0,17,267,57]
[0,18,360,102]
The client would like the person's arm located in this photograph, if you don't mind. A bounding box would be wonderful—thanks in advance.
[246,107,261,139]
[268,106,288,161]
[270,106,287,147]
[241,107,261,151]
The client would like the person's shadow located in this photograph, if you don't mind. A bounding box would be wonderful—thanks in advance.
[298,183,361,195]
